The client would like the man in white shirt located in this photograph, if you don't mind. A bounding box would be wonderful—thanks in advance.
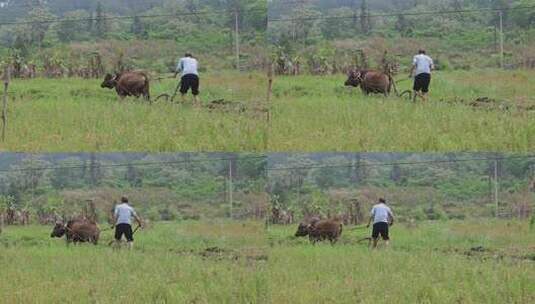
[174,53,200,105]
[366,198,394,248]
[409,49,434,102]
[113,196,143,249]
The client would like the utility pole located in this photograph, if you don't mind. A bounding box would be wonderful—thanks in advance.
[499,10,504,69]
[351,0,357,30]
[2,65,10,142]
[494,159,499,218]
[234,9,240,71]
[30,155,35,203]
[228,160,233,219]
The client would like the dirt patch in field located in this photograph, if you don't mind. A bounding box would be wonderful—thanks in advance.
[442,96,535,112]
[204,99,269,118]
[267,233,371,247]
[205,99,247,113]
[438,245,535,262]
[170,246,268,263]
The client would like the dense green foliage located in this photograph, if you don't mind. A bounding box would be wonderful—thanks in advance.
[269,153,534,220]
[0,153,267,221]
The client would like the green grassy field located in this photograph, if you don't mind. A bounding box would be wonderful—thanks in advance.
[267,220,535,304]
[1,72,268,152]
[1,69,533,152]
[0,221,268,303]
[269,70,535,152]
[2,220,533,303]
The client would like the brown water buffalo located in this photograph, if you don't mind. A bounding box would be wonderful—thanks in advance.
[295,218,342,244]
[101,71,150,101]
[294,216,321,237]
[50,218,100,245]
[345,69,392,97]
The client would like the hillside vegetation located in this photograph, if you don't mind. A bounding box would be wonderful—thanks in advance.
[0,0,267,73]
[268,153,534,222]
[269,0,535,72]
[0,153,268,222]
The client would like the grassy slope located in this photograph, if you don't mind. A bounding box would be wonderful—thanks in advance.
[1,72,268,152]
[267,220,535,304]
[0,221,268,303]
[269,70,535,152]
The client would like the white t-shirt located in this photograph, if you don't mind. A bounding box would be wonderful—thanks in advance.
[177,57,199,77]
[370,203,393,224]
[114,203,137,225]
[413,54,434,76]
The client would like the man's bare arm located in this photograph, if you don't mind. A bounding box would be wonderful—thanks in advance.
[174,59,183,78]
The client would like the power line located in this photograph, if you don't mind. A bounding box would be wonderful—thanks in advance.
[269,5,535,22]
[0,0,220,11]
[267,155,535,172]
[0,155,266,173]
[269,0,311,7]
[0,7,267,26]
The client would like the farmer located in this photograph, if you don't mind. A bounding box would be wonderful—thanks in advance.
[113,196,143,250]
[366,198,394,248]
[174,52,200,105]
[409,49,434,102]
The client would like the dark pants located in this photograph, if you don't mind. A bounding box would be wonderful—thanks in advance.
[413,73,431,93]
[372,222,389,240]
[115,223,134,242]
[180,74,200,96]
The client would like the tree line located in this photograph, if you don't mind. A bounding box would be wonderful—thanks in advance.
[0,153,268,223]
[268,154,534,222]
[0,0,268,73]
[269,0,535,72]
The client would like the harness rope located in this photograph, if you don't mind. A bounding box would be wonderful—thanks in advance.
[389,74,412,99]
[155,78,182,103]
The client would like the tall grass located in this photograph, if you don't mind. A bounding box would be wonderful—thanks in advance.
[267,220,535,304]
[269,70,535,152]
[1,70,532,152]
[0,221,268,303]
[1,220,533,303]
[1,72,268,152]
